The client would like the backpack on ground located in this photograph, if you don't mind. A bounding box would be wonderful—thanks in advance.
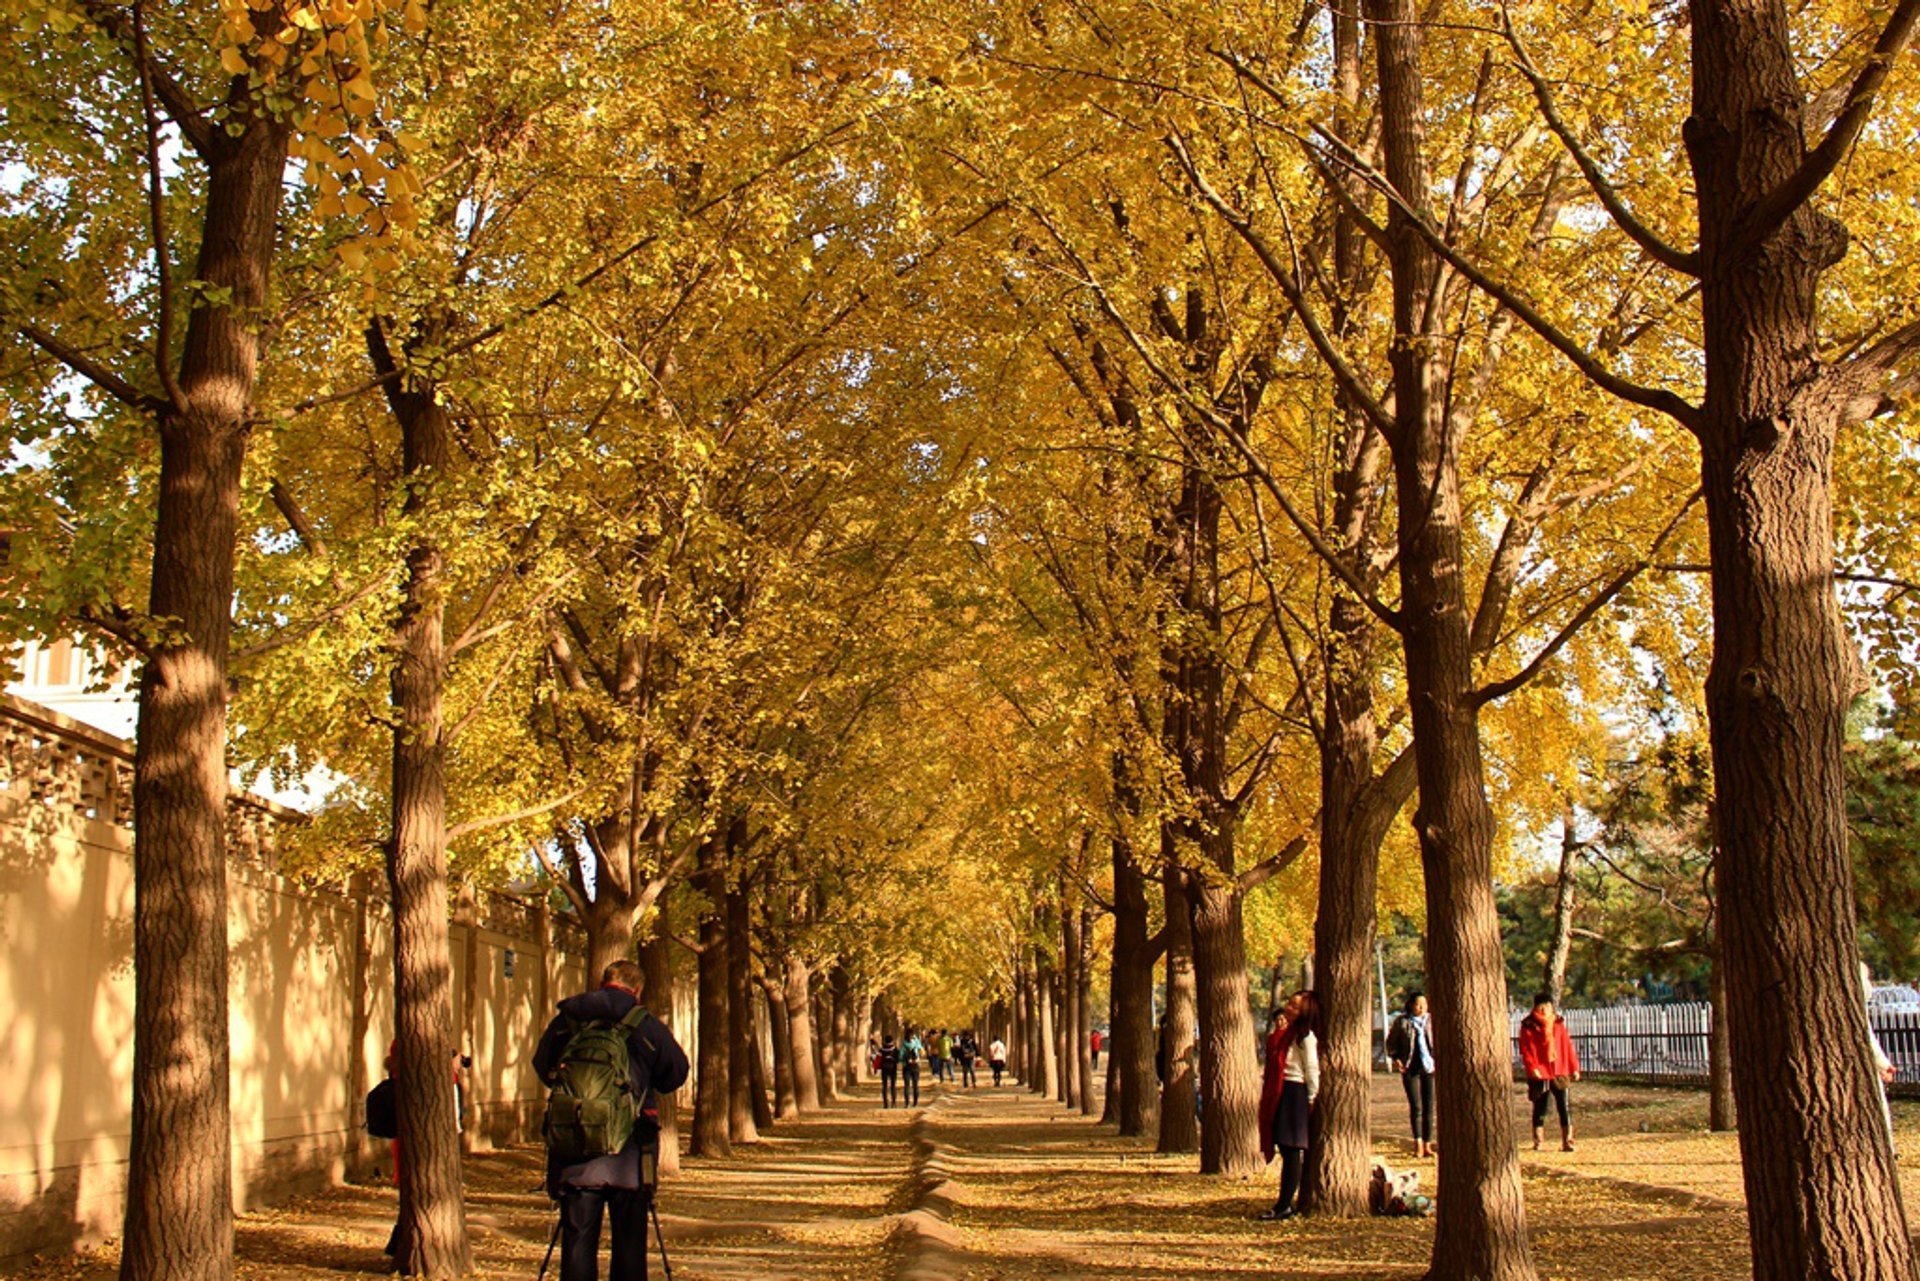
[365,1078,398,1140]
[543,1005,651,1162]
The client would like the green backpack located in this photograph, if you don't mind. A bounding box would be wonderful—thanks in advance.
[544,1005,649,1162]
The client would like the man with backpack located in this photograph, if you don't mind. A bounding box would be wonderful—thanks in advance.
[533,959,690,1281]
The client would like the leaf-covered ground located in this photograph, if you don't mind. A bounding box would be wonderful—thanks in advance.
[7,1076,1917,1279]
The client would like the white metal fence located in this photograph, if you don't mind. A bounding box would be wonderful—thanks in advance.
[1506,1003,1920,1085]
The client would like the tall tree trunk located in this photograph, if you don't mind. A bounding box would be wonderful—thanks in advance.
[639,926,681,1176]
[830,965,857,1092]
[724,864,758,1145]
[583,882,636,986]
[378,331,471,1277]
[1011,964,1029,1083]
[1544,811,1580,1005]
[1163,413,1262,1176]
[1157,857,1200,1154]
[690,837,730,1159]
[1708,947,1736,1133]
[762,976,798,1118]
[785,954,822,1112]
[810,980,834,1102]
[748,987,775,1132]
[1038,959,1061,1100]
[1110,824,1159,1136]
[1077,905,1097,1118]
[120,106,291,1281]
[854,986,874,1084]
[1367,0,1535,1272]
[1189,869,1262,1175]
[1685,4,1914,1276]
[1061,901,1082,1110]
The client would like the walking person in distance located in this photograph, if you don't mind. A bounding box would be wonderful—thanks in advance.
[876,1034,901,1108]
[900,1028,925,1106]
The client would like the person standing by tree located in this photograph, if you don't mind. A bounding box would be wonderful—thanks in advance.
[1518,993,1580,1153]
[533,960,690,1281]
[1090,1027,1103,1070]
[988,1035,1008,1087]
[1387,993,1436,1158]
[1257,991,1321,1221]
[956,1031,978,1088]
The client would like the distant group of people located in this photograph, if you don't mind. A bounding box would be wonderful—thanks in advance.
[869,1027,989,1106]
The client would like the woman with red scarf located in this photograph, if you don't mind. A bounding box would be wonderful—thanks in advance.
[1518,991,1581,1151]
[1256,989,1321,1221]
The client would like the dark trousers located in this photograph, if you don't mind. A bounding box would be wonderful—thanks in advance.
[560,1186,648,1281]
[959,1058,976,1087]
[1530,1080,1571,1129]
[903,1063,921,1106]
[990,1060,1004,1086]
[1272,1146,1304,1213]
[880,1068,898,1108]
[1402,1067,1433,1142]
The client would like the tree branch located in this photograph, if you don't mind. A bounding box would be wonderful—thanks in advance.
[14,322,162,411]
[448,790,584,842]
[1474,488,1701,705]
[1736,0,1920,255]
[1310,124,1706,435]
[1499,3,1699,275]
[131,0,186,412]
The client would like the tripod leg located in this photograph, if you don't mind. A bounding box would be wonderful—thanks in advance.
[537,1207,563,1281]
[651,1196,673,1281]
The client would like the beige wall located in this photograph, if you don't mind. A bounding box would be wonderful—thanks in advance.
[0,696,582,1263]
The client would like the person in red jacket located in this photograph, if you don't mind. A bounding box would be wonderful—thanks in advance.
[1255,990,1321,1220]
[1518,992,1581,1152]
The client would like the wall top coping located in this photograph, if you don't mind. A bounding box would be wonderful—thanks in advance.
[1,690,307,822]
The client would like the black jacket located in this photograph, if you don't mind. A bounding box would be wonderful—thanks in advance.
[533,985,689,1193]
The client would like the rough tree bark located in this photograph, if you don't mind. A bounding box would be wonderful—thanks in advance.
[1367,0,1537,1273]
[830,965,857,1092]
[761,975,798,1118]
[117,67,293,1281]
[785,954,822,1112]
[1157,857,1200,1154]
[1061,897,1083,1111]
[724,854,759,1144]
[639,925,681,1176]
[1076,904,1097,1118]
[1544,811,1580,1005]
[1684,3,1918,1275]
[1110,820,1159,1135]
[1708,949,1736,1133]
[374,322,473,1277]
[690,835,730,1159]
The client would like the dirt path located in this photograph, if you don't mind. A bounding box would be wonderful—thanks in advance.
[7,1093,920,1281]
[11,1075,1920,1279]
[917,1079,1812,1281]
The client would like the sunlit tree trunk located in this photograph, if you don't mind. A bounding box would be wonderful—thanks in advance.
[120,94,292,1281]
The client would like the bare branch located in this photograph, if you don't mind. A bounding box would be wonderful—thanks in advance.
[14,322,163,412]
[448,790,583,842]
[1312,124,1706,435]
[132,0,186,412]
[1499,3,1699,275]
[1474,489,1701,705]
[1737,0,1920,255]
